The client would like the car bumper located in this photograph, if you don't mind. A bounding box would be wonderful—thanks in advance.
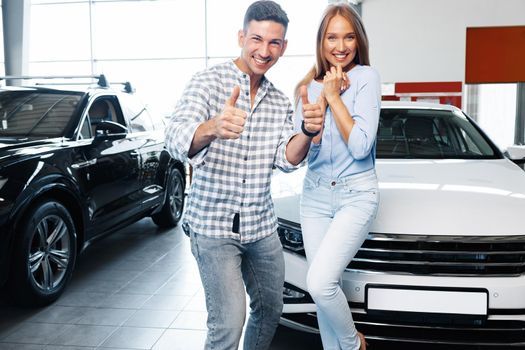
[282,251,525,347]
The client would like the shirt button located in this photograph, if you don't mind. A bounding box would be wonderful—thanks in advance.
[243,179,246,184]
[245,92,249,96]
[244,156,248,161]
[331,181,336,186]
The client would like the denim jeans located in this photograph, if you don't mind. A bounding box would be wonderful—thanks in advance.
[189,230,285,350]
[300,169,379,350]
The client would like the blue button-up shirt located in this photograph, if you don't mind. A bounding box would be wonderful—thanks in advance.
[295,65,381,179]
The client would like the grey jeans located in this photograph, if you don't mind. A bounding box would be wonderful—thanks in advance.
[189,230,285,350]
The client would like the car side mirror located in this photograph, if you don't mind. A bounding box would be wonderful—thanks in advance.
[505,145,525,165]
[93,120,128,144]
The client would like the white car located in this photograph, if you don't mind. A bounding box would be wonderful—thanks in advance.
[272,101,525,348]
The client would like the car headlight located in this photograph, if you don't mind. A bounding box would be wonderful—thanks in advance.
[277,220,304,253]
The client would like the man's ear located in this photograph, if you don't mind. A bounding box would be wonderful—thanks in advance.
[238,29,245,48]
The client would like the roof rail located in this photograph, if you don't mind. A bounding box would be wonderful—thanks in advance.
[0,74,109,87]
[110,81,135,93]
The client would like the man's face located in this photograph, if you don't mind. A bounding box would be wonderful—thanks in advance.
[237,20,287,78]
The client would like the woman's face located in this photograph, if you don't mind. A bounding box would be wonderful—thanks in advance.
[322,14,357,71]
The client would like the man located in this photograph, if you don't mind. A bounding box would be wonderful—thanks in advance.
[165,1,323,349]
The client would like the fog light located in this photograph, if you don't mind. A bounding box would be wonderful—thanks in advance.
[283,286,305,299]
[278,222,304,252]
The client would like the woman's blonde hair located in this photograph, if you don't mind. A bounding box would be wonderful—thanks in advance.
[294,3,370,104]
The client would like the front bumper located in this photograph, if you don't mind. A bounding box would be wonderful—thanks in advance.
[282,251,525,347]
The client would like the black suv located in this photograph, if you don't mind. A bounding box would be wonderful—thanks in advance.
[0,75,185,306]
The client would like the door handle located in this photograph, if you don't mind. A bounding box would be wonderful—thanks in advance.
[71,159,97,169]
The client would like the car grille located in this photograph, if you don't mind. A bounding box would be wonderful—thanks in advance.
[281,312,525,347]
[352,233,525,276]
[277,220,525,276]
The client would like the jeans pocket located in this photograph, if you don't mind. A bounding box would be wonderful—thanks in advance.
[343,174,378,194]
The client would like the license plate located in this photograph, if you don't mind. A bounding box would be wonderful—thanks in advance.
[366,285,488,316]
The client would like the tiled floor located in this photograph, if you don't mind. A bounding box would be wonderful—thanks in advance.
[0,218,323,350]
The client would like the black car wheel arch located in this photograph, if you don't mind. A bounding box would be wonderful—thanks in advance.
[151,166,185,228]
[8,200,77,307]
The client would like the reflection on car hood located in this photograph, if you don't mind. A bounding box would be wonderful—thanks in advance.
[0,138,65,165]
[271,159,525,236]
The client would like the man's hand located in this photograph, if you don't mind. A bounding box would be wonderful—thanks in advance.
[213,86,247,139]
[300,85,324,136]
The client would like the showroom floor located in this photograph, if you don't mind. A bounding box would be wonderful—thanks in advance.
[0,218,325,350]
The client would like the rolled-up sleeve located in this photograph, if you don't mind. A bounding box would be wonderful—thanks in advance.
[165,74,210,167]
[275,105,305,172]
[347,68,381,160]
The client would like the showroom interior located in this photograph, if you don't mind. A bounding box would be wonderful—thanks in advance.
[1,0,525,349]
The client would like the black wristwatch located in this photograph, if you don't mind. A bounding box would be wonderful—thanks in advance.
[301,120,320,137]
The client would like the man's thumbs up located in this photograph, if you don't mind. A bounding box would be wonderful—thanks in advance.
[300,85,324,138]
[226,86,240,108]
[212,85,246,140]
[300,85,309,106]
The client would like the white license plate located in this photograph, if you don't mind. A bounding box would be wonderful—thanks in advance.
[366,286,488,315]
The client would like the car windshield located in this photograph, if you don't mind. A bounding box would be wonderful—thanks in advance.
[0,90,82,138]
[376,108,499,159]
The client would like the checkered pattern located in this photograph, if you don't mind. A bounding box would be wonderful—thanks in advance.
[165,60,300,243]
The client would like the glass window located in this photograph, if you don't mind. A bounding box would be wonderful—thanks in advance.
[376,108,499,159]
[0,90,82,138]
[0,6,4,72]
[465,83,517,150]
[91,0,205,60]
[30,3,91,61]
[78,115,91,139]
[32,0,88,3]
[118,93,154,132]
[95,59,206,118]
[266,56,319,103]
[28,61,93,76]
[206,0,326,57]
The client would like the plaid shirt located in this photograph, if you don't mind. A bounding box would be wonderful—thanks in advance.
[165,60,301,243]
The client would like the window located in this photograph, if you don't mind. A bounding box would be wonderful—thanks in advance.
[119,94,154,133]
[28,0,327,116]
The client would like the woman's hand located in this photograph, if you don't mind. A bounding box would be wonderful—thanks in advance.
[323,65,350,103]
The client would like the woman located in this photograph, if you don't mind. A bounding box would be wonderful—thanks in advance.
[295,3,381,349]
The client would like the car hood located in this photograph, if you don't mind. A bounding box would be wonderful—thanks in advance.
[271,159,525,236]
[0,138,65,165]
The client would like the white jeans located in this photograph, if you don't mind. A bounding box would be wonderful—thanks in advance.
[300,169,379,350]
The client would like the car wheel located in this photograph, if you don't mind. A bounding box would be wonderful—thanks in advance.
[8,201,77,306]
[151,167,185,228]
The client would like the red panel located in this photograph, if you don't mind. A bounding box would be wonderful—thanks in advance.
[395,82,462,94]
[466,26,525,84]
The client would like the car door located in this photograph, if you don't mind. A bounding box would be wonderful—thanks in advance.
[74,95,143,235]
[118,93,165,211]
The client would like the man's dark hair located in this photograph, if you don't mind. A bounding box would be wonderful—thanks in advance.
[243,1,289,34]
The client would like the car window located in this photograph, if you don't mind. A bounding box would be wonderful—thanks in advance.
[78,116,91,139]
[377,108,498,159]
[88,97,123,137]
[0,90,82,138]
[118,94,154,132]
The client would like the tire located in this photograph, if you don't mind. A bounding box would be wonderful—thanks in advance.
[8,201,77,307]
[151,167,185,228]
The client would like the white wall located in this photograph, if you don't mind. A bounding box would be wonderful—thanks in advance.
[362,0,525,83]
